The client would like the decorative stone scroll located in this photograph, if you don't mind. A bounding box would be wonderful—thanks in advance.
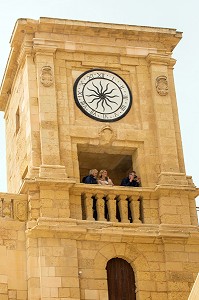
[155,75,169,96]
[14,201,27,221]
[99,125,115,145]
[40,66,54,87]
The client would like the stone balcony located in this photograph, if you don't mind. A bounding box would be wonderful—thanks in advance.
[1,182,198,226]
[0,185,156,224]
[70,184,157,225]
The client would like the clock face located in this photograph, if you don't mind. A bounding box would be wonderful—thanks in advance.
[73,69,132,122]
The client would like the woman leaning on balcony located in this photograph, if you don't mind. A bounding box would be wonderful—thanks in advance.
[98,169,114,186]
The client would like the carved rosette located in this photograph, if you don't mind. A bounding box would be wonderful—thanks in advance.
[156,75,169,96]
[40,66,54,87]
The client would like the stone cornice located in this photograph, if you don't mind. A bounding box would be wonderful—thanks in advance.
[19,179,199,197]
[12,17,182,43]
[73,182,199,197]
[19,177,76,194]
[26,217,199,242]
[146,53,176,66]
[0,17,182,111]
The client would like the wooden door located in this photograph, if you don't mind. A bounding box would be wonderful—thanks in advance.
[106,258,136,300]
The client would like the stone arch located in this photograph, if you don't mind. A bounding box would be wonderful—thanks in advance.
[106,257,136,300]
[93,242,150,292]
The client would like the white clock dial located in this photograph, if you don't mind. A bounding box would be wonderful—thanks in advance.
[73,69,132,122]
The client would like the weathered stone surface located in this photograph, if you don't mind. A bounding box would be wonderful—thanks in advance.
[0,17,198,300]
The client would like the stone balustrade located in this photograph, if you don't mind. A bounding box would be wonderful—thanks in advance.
[0,193,28,221]
[0,185,158,224]
[70,184,156,224]
[81,192,142,223]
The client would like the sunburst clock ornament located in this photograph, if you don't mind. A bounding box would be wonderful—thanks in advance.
[73,69,132,122]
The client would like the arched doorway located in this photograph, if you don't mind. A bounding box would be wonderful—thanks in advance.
[106,257,136,300]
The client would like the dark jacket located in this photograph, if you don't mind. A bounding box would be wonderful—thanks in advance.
[83,175,98,184]
[120,177,140,187]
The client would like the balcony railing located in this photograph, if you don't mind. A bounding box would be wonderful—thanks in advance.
[1,185,198,225]
[81,193,143,223]
[0,186,152,223]
[0,193,28,221]
[70,184,155,224]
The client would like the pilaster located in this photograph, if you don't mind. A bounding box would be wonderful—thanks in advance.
[146,54,187,186]
[22,42,42,179]
[34,45,67,179]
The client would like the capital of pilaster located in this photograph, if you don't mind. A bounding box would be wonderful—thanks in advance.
[17,40,33,65]
[157,171,188,186]
[33,38,57,57]
[39,164,68,179]
[146,53,176,67]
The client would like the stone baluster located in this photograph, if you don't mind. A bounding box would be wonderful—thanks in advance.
[129,196,142,223]
[96,194,106,221]
[84,193,94,221]
[106,194,117,222]
[118,195,129,223]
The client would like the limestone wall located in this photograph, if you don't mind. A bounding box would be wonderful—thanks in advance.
[0,219,27,300]
[5,66,28,193]
[25,221,199,300]
[1,18,189,194]
[0,18,198,300]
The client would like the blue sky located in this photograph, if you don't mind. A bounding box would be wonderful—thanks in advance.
[0,0,198,202]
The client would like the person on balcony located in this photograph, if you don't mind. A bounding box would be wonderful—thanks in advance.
[98,169,114,186]
[82,169,98,184]
[120,171,141,187]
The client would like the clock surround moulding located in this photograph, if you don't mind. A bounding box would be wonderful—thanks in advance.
[73,68,132,122]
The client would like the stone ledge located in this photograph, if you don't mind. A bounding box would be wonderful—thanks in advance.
[26,217,199,241]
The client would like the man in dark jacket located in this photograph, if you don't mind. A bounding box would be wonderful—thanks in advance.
[83,169,98,184]
[120,171,141,187]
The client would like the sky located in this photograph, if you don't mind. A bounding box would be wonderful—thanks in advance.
[0,0,198,205]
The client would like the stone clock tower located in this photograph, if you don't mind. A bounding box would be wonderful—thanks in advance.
[0,17,198,300]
